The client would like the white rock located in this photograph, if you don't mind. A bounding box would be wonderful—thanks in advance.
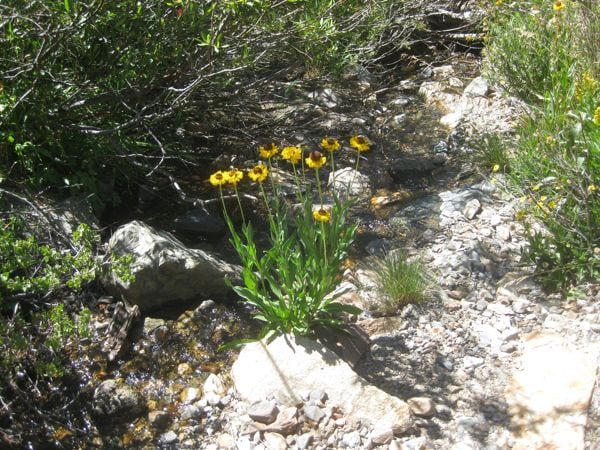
[104,221,239,311]
[263,432,287,450]
[232,335,413,434]
[203,373,227,397]
[328,168,371,198]
[506,332,600,450]
[464,76,490,97]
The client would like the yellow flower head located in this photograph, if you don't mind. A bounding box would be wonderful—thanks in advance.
[248,164,268,183]
[259,142,279,159]
[593,106,600,125]
[313,207,331,223]
[321,137,341,152]
[349,135,371,152]
[305,150,326,169]
[225,169,244,185]
[548,200,558,209]
[209,170,226,187]
[589,184,597,193]
[281,146,302,165]
[532,184,541,191]
[492,164,501,173]
[553,1,565,11]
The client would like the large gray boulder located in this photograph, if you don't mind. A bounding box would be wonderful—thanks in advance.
[104,220,239,311]
[232,334,413,435]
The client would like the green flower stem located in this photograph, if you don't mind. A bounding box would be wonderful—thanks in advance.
[233,184,246,225]
[315,167,324,207]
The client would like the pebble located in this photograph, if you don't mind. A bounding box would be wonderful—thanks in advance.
[248,401,279,424]
[407,397,436,418]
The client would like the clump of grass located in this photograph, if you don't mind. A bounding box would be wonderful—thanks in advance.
[372,250,430,316]
[469,133,512,175]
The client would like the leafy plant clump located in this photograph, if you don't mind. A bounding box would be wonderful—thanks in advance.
[209,136,374,339]
[372,250,430,316]
[483,0,599,289]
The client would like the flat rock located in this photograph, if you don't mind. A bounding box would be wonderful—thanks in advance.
[232,334,413,434]
[505,332,600,450]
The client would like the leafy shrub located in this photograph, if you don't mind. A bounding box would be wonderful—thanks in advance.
[372,250,430,315]
[210,137,372,338]
[483,0,600,289]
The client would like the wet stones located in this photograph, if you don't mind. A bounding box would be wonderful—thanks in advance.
[92,379,144,423]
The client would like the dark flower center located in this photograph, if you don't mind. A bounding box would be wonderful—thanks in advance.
[310,150,322,160]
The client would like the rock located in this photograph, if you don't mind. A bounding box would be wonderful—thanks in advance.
[308,88,340,108]
[308,389,328,404]
[50,196,100,237]
[464,77,490,97]
[296,433,314,450]
[462,199,482,220]
[232,335,413,435]
[263,432,287,450]
[269,406,299,435]
[248,401,279,425]
[159,430,178,445]
[216,434,236,450]
[370,426,394,445]
[440,112,462,129]
[303,404,325,423]
[506,332,600,450]
[148,410,170,429]
[341,430,362,448]
[389,156,444,183]
[177,362,193,376]
[398,436,429,450]
[463,356,484,371]
[92,379,144,422]
[173,207,226,237]
[203,373,227,397]
[328,168,371,198]
[407,397,436,418]
[180,387,201,404]
[104,221,240,311]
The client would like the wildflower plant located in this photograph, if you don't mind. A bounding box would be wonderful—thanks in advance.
[210,137,369,339]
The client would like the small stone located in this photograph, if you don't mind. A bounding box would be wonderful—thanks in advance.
[447,289,467,300]
[177,363,192,376]
[148,410,170,429]
[296,433,314,450]
[496,225,512,242]
[464,76,490,97]
[487,302,514,316]
[341,430,362,448]
[463,199,482,220]
[204,373,227,397]
[216,433,236,450]
[180,387,201,404]
[270,406,299,436]
[433,140,449,154]
[500,342,517,353]
[248,401,279,424]
[180,404,202,420]
[303,404,325,423]
[399,436,428,450]
[407,397,436,418]
[159,430,178,445]
[475,300,488,312]
[263,432,287,450]
[463,356,484,370]
[370,426,394,445]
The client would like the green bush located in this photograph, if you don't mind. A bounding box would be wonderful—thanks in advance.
[483,0,600,289]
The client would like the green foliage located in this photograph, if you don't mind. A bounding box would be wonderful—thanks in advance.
[483,0,600,290]
[372,250,430,315]
[469,133,511,175]
[213,141,365,338]
[0,219,133,306]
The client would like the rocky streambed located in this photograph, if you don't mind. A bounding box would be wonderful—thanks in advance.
[77,55,599,450]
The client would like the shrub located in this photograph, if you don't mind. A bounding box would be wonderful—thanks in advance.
[210,137,372,339]
[483,0,600,289]
[372,250,430,315]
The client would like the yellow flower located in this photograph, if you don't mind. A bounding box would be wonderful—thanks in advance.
[259,142,279,159]
[492,164,501,173]
[248,164,268,183]
[281,146,302,165]
[209,170,226,187]
[532,184,541,191]
[321,137,341,152]
[305,150,326,169]
[548,200,557,209]
[225,169,244,185]
[593,106,600,125]
[545,135,556,145]
[515,210,528,221]
[313,208,331,223]
[349,135,371,152]
[553,1,565,11]
[589,184,597,193]
[540,195,547,202]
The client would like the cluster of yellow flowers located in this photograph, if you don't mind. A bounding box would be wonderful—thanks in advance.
[209,135,372,186]
[593,106,600,126]
[208,135,372,222]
